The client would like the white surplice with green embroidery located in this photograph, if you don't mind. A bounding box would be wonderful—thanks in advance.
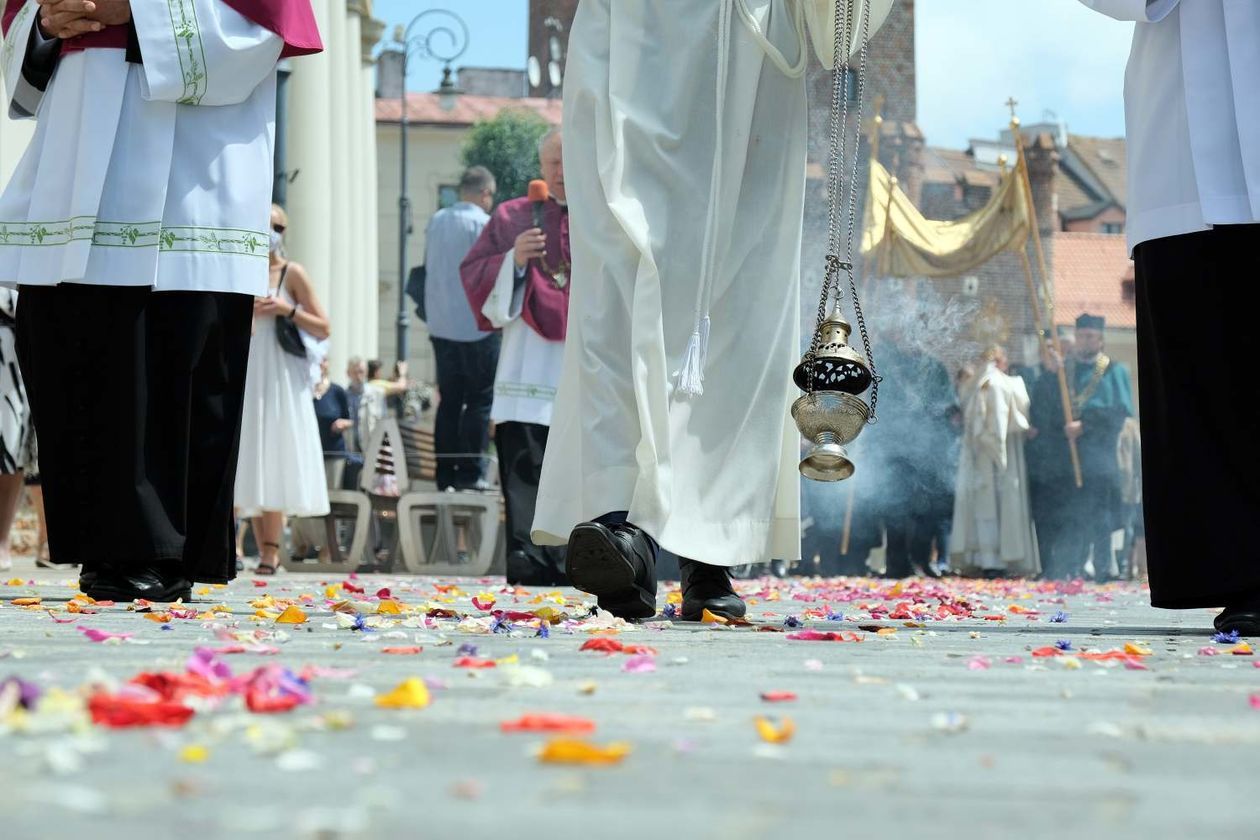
[0,0,282,294]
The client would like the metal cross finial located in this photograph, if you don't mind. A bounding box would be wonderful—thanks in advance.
[1005,96,1019,120]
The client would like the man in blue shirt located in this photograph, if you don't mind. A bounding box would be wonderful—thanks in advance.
[423,166,499,490]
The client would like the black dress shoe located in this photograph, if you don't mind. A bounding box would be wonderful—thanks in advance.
[566,521,657,620]
[679,559,746,622]
[507,549,568,587]
[1215,606,1260,637]
[83,564,192,603]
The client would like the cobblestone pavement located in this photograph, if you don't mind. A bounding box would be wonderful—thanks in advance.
[0,557,1255,840]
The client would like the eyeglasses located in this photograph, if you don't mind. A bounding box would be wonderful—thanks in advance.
[272,224,286,234]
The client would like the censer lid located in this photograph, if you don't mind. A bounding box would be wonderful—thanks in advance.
[793,306,874,394]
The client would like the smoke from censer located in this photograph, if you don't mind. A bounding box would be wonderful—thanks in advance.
[798,193,981,569]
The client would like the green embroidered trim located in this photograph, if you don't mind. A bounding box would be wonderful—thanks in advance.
[93,221,163,248]
[0,219,267,258]
[3,3,34,70]
[159,226,269,257]
[166,0,208,105]
[0,216,96,246]
[495,382,557,401]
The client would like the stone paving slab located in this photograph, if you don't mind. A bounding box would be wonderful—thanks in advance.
[0,560,1255,840]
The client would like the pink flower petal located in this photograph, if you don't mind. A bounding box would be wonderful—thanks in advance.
[621,654,657,674]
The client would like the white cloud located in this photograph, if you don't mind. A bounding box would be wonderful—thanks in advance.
[916,0,1132,148]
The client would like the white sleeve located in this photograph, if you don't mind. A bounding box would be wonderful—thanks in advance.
[801,0,894,69]
[1076,0,1179,22]
[2,0,43,118]
[481,248,524,329]
[132,0,282,107]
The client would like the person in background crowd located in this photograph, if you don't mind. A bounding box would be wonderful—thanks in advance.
[461,130,570,586]
[950,346,1039,579]
[312,355,361,489]
[366,358,409,417]
[1029,315,1133,581]
[234,204,332,575]
[425,166,500,491]
[1025,332,1074,580]
[0,289,36,572]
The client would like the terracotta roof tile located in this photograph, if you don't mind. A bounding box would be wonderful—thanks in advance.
[921,146,1000,188]
[1052,232,1135,329]
[1067,134,1127,207]
[375,93,563,127]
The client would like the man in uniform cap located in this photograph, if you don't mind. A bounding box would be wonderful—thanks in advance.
[1030,314,1134,580]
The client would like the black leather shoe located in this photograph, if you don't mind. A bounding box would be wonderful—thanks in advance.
[83,564,192,603]
[78,570,100,592]
[566,521,657,620]
[1214,606,1260,637]
[507,549,568,587]
[680,559,746,622]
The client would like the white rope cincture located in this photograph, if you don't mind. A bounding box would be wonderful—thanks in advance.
[678,0,737,397]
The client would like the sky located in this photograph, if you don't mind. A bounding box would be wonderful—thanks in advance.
[372,0,1133,149]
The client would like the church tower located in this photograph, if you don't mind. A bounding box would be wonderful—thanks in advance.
[806,0,923,203]
[527,0,579,98]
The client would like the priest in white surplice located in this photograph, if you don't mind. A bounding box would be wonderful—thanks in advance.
[0,0,320,601]
[532,0,893,620]
[949,348,1039,579]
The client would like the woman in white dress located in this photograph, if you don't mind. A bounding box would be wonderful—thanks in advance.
[234,205,331,574]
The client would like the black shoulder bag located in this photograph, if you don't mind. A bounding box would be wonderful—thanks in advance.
[275,263,307,358]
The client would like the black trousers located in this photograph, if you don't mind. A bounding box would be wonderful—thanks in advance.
[1135,225,1260,608]
[16,284,252,583]
[1057,477,1120,582]
[1030,478,1075,579]
[431,334,500,489]
[495,421,565,575]
[883,460,951,577]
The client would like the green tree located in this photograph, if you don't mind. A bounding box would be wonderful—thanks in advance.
[460,109,551,206]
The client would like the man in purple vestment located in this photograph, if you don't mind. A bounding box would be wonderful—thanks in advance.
[461,129,571,586]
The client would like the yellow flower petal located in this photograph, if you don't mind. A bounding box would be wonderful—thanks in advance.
[275,605,308,624]
[754,716,796,744]
[179,745,209,763]
[537,739,630,765]
[375,677,431,709]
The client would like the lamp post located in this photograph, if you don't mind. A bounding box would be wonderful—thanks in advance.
[393,9,468,365]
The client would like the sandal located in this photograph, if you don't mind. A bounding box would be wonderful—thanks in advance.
[256,542,282,576]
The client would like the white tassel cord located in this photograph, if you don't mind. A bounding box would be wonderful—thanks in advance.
[678,0,734,397]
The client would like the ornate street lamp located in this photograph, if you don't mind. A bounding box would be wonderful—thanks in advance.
[392,9,469,364]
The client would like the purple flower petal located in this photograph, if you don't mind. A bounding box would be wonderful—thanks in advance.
[0,675,41,709]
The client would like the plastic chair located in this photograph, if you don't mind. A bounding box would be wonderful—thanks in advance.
[284,454,372,573]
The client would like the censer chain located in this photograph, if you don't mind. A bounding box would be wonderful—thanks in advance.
[812,0,880,420]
